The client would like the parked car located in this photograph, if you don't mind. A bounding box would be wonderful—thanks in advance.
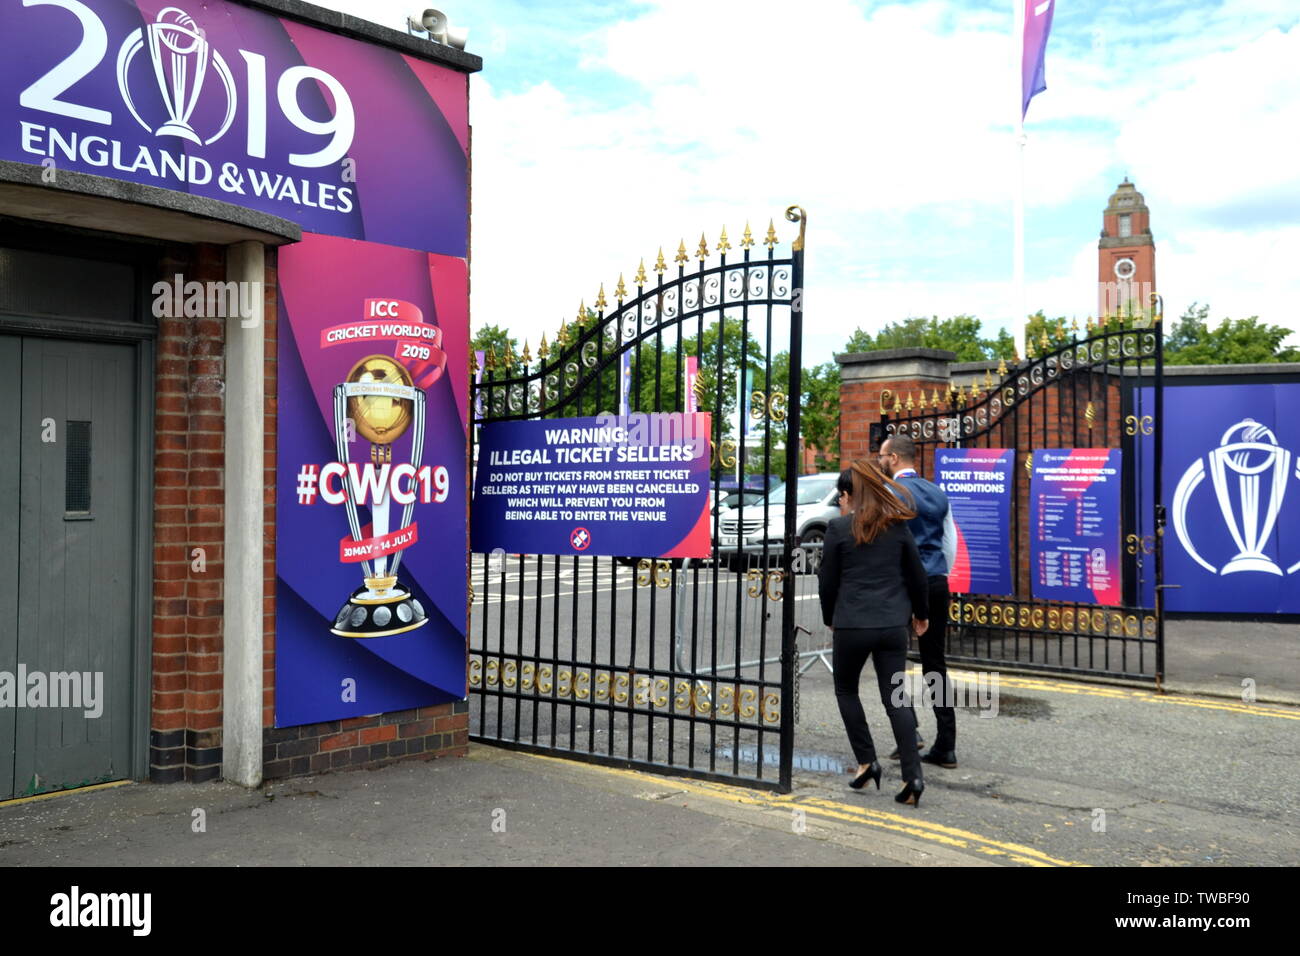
[713,489,767,517]
[715,473,840,572]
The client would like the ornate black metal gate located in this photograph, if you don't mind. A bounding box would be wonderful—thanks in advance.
[469,208,807,790]
[873,303,1166,683]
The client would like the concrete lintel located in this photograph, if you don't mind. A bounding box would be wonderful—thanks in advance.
[0,161,300,246]
[222,241,266,788]
[836,347,957,384]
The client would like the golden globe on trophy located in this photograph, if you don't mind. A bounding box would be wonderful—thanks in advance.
[330,355,429,637]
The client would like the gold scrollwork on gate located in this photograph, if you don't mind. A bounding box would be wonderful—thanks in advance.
[990,604,1002,624]
[692,681,713,714]
[746,568,764,598]
[485,658,500,687]
[1048,608,1061,629]
[750,390,788,422]
[761,692,781,723]
[974,604,988,625]
[502,660,518,688]
[711,438,738,468]
[1110,612,1125,635]
[574,670,591,700]
[520,663,536,690]
[1062,608,1075,630]
[674,679,692,712]
[536,665,553,693]
[469,657,483,687]
[738,687,758,719]
[556,669,573,697]
[613,673,630,704]
[949,600,961,622]
[1124,615,1139,637]
[1092,610,1106,632]
[1031,608,1045,629]
[635,558,673,588]
[1125,533,1156,555]
[632,675,651,705]
[766,570,784,602]
[652,677,670,708]
[594,671,610,701]
[1124,414,1155,436]
[1019,606,1032,627]
[1143,616,1157,637]
[717,684,736,716]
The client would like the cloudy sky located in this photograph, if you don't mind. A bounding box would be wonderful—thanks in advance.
[318,0,1300,364]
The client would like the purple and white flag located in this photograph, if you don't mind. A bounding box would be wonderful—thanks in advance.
[1022,0,1056,118]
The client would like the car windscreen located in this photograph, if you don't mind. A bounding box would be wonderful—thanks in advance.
[796,479,837,504]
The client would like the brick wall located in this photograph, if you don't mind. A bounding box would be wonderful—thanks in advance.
[150,243,228,783]
[262,702,468,780]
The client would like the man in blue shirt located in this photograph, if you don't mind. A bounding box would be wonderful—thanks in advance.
[879,434,958,768]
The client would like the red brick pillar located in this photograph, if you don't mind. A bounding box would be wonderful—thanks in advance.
[836,348,956,466]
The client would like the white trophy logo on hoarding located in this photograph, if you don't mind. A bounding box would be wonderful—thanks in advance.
[1172,418,1299,576]
[116,7,237,145]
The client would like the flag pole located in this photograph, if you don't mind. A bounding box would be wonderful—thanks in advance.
[1013,0,1027,355]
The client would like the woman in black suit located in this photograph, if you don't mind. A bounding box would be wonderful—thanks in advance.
[818,460,930,806]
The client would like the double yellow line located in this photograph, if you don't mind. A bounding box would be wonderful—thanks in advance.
[515,750,1086,867]
[937,667,1300,720]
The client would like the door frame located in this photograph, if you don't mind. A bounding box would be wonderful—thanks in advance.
[0,218,159,784]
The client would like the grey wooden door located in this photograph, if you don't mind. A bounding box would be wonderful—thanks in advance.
[0,337,18,800]
[5,336,137,799]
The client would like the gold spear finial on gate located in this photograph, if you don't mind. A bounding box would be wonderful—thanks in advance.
[997,356,1008,377]
[674,240,689,265]
[740,222,755,249]
[538,333,549,360]
[485,345,497,371]
[1070,317,1079,335]
[905,391,915,411]
[635,259,648,285]
[1039,328,1051,350]
[615,274,627,302]
[696,233,710,261]
[557,320,569,348]
[655,247,668,275]
[930,388,941,409]
[521,340,531,365]
[1026,338,1036,359]
[984,369,994,390]
[893,392,903,414]
[595,284,608,311]
[577,299,587,323]
[764,218,778,249]
[717,226,732,255]
[1086,315,1096,333]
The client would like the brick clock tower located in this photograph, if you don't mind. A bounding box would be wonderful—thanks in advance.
[1098,178,1156,318]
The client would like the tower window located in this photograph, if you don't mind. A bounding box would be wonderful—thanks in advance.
[1119,214,1132,238]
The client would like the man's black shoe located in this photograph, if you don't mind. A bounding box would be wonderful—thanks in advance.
[888,738,925,760]
[920,748,957,768]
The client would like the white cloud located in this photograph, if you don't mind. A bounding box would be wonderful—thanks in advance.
[313,0,1300,357]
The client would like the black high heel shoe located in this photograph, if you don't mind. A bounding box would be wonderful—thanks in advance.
[850,761,882,790]
[895,778,924,806]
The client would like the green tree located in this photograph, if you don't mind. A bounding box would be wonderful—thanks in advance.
[471,324,522,379]
[1164,304,1300,365]
[844,315,1017,361]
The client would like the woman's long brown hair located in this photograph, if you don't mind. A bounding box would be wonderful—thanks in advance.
[846,459,916,545]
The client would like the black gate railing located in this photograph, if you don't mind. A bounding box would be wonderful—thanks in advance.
[468,208,807,791]
[872,305,1166,682]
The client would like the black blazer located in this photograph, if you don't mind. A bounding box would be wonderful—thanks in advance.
[818,515,929,629]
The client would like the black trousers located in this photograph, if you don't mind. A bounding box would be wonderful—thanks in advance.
[914,575,956,752]
[832,625,922,784]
